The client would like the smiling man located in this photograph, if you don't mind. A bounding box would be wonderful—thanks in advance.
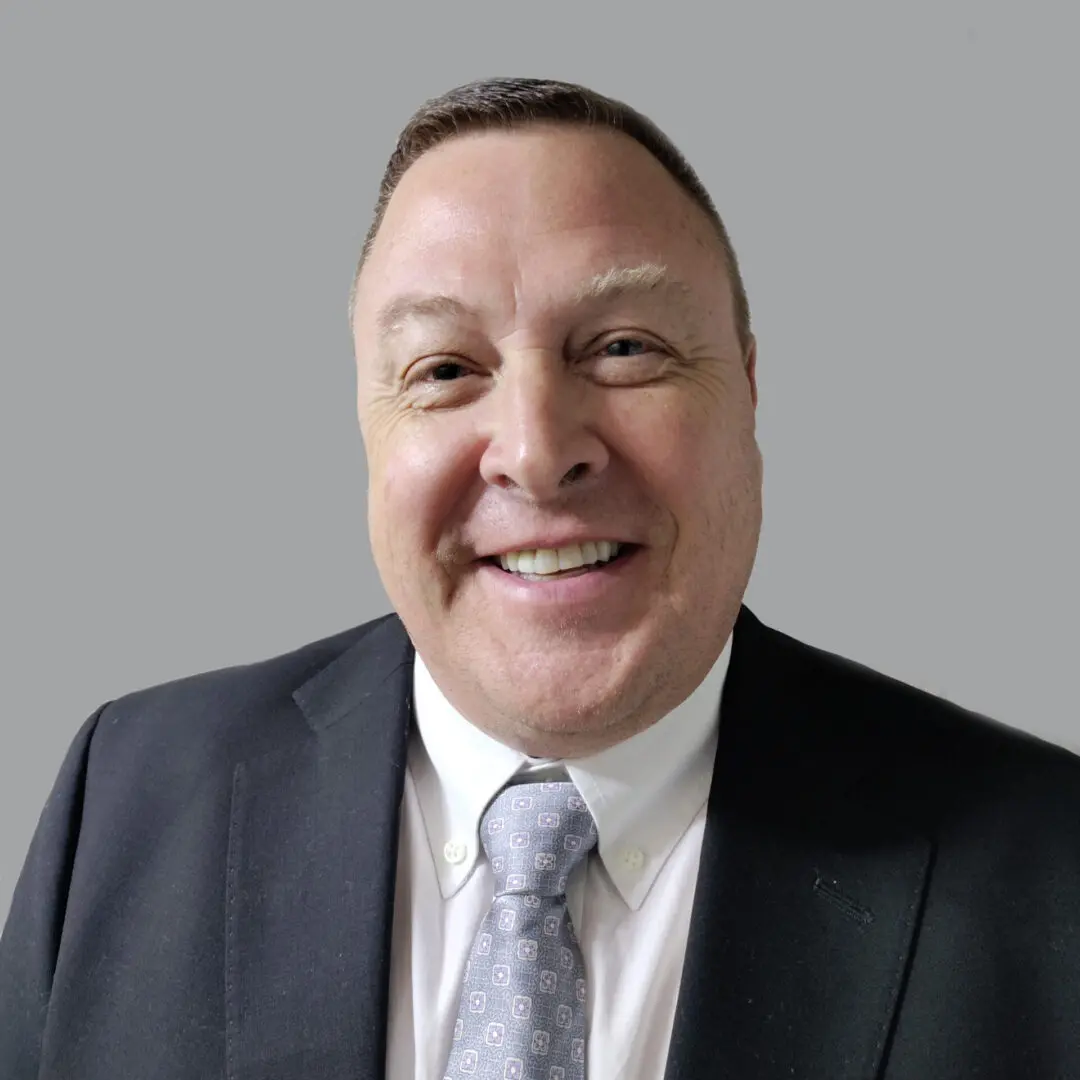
[355,117,761,764]
[2,78,1080,1080]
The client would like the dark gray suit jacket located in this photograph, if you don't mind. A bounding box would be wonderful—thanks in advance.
[2,605,1079,1078]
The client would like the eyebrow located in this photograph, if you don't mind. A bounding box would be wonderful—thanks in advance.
[571,262,693,306]
[373,262,700,341]
[375,293,476,339]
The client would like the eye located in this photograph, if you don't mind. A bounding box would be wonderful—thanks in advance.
[406,357,476,386]
[583,334,670,385]
[426,360,470,381]
[600,337,652,357]
[402,355,486,406]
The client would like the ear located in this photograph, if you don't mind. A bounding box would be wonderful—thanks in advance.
[744,334,758,409]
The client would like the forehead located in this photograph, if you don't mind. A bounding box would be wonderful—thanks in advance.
[353,126,726,329]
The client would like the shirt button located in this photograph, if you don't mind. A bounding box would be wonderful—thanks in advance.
[443,841,468,865]
[621,847,645,871]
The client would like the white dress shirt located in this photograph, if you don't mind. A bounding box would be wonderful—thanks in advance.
[385,635,733,1080]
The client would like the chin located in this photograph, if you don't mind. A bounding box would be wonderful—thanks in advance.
[489,665,644,737]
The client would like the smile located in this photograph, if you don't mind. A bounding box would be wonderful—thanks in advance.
[488,542,636,583]
[495,540,623,576]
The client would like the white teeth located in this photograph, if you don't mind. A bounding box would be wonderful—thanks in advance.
[496,541,623,576]
[558,546,585,571]
[532,549,560,574]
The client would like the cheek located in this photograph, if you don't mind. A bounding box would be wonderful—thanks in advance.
[613,391,759,542]
[368,421,476,558]
[614,393,715,501]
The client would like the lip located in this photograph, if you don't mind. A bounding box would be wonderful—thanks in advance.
[475,543,644,608]
[477,535,635,559]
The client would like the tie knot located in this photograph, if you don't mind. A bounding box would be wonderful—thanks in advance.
[480,780,598,898]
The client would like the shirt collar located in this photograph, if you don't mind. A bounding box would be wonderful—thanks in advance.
[409,635,731,911]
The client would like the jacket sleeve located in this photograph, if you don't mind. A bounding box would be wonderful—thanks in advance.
[0,705,108,1080]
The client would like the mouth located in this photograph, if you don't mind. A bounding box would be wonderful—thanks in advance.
[484,541,638,582]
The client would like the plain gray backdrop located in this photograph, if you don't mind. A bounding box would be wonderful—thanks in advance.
[2,1,1077,922]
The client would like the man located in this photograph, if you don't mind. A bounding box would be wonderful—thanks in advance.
[1,76,1078,1080]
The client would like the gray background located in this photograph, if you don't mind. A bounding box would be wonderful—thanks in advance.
[2,1,1077,922]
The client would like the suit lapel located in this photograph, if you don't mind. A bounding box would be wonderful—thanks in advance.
[665,607,933,1080]
[225,616,413,1080]
[219,603,932,1079]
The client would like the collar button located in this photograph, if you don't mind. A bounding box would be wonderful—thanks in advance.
[443,840,468,865]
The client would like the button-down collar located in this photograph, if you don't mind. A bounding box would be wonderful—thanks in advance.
[409,634,731,911]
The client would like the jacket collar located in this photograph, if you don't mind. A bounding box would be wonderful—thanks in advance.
[227,605,930,1080]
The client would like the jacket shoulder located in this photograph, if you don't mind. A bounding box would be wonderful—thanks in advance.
[88,612,404,764]
[753,613,1080,838]
[763,614,1075,760]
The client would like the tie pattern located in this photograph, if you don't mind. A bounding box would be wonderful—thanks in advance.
[442,780,598,1079]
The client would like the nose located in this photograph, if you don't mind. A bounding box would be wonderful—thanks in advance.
[478,351,610,502]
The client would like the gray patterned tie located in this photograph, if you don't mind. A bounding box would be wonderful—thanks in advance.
[442,780,598,1080]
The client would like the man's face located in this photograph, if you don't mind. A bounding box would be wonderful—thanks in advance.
[352,124,762,757]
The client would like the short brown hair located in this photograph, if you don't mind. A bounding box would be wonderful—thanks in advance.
[349,77,752,356]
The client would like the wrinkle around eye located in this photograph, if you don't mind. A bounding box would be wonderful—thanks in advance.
[578,335,675,384]
[398,354,491,410]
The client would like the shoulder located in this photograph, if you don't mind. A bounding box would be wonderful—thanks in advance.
[751,606,1075,762]
[83,612,407,775]
[749,609,1080,830]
